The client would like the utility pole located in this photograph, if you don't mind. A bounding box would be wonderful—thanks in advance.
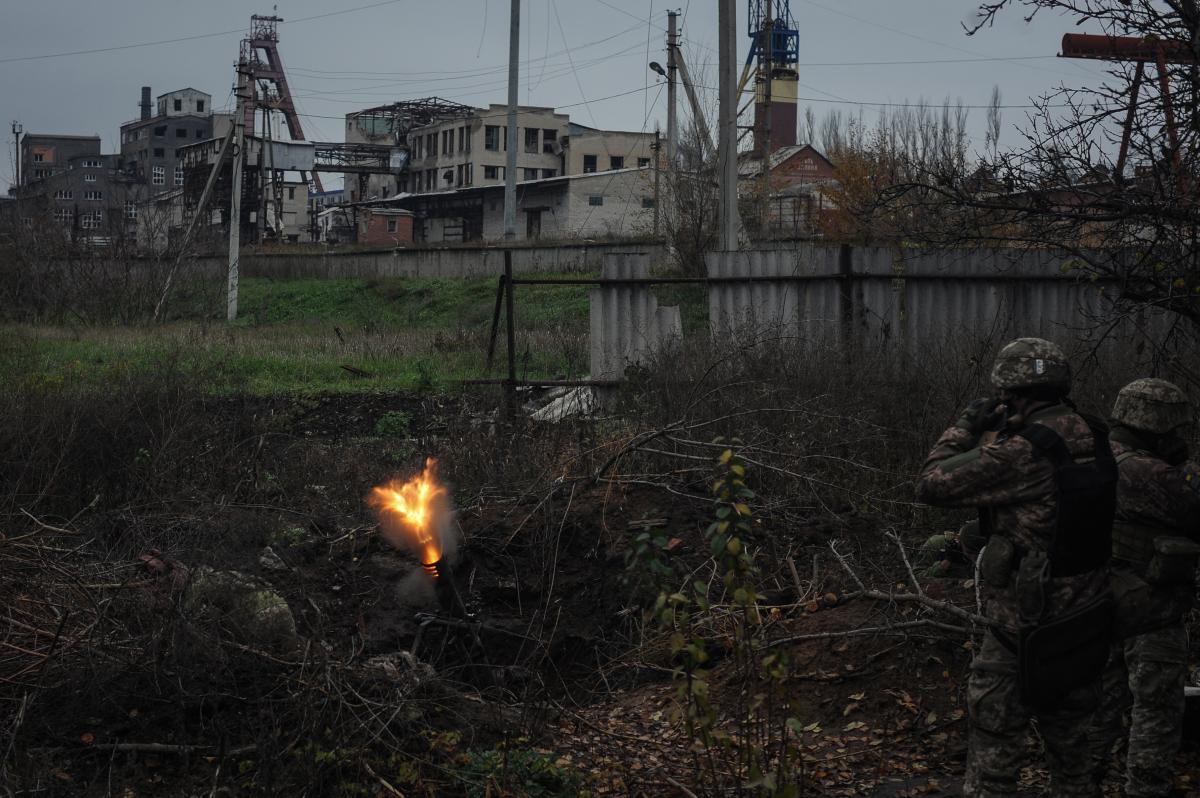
[503,0,520,240]
[666,11,678,167]
[653,127,661,236]
[11,121,22,190]
[228,67,248,322]
[717,0,739,251]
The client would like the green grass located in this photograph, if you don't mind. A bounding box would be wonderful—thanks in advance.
[2,275,598,396]
[232,275,592,331]
[2,273,707,396]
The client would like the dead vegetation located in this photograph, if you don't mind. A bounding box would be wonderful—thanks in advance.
[1,332,1195,797]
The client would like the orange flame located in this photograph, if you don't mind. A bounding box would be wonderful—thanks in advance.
[368,458,446,573]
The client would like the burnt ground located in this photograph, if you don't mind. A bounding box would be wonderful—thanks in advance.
[3,391,1199,796]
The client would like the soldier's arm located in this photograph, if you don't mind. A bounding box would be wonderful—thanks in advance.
[1148,459,1200,539]
[915,426,1043,508]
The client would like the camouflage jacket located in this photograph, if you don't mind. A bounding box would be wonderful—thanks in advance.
[915,404,1110,632]
[1110,438,1200,568]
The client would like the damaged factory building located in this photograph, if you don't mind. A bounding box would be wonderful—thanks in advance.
[343,100,659,244]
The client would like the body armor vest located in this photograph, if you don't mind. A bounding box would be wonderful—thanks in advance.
[1013,415,1118,577]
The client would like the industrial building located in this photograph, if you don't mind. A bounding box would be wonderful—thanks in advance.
[11,134,145,244]
[120,87,215,197]
[355,166,655,244]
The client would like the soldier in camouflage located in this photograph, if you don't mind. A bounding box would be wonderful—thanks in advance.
[1086,378,1200,797]
[917,338,1116,798]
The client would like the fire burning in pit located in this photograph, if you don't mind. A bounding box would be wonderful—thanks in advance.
[368,458,452,578]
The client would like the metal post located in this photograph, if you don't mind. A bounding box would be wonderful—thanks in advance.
[504,250,517,418]
[666,11,678,167]
[228,68,248,322]
[503,0,520,240]
[11,121,21,189]
[717,0,739,251]
[653,128,661,237]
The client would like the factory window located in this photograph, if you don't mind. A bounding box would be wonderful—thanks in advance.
[456,164,463,185]
[484,165,502,180]
[175,128,187,138]
[152,165,165,185]
[443,129,452,154]
[33,152,44,162]
[84,174,97,183]
[84,190,104,201]
[458,126,466,152]
[583,155,597,173]
[174,165,184,185]
[399,175,408,193]
[125,202,138,220]
[82,159,103,168]
[524,128,539,154]
[638,157,651,168]
[542,129,557,153]
[386,218,397,233]
[54,190,73,200]
[197,100,205,112]
[288,187,295,200]
[153,148,164,157]
[54,208,73,224]
[642,197,656,208]
[154,126,167,137]
[523,168,538,181]
[485,125,500,151]
[541,169,556,179]
[428,133,437,157]
[588,196,603,206]
[174,99,182,112]
[610,156,625,170]
[33,169,47,179]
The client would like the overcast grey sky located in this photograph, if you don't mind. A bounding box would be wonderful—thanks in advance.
[0,0,1107,192]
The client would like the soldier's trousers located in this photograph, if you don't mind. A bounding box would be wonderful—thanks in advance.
[1085,624,1188,797]
[964,630,1102,798]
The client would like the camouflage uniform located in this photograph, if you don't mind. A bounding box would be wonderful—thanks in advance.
[917,519,986,579]
[916,339,1111,798]
[1085,379,1200,797]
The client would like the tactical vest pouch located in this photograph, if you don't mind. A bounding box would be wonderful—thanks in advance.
[1145,536,1200,587]
[1111,568,1185,638]
[979,536,1015,588]
[1018,594,1113,709]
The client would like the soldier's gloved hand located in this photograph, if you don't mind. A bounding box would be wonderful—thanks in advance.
[955,397,1004,437]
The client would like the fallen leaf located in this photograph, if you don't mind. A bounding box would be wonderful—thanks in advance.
[849,692,865,700]
[80,733,95,745]
[925,711,938,726]
[802,722,822,733]
[843,721,866,731]
[842,702,859,716]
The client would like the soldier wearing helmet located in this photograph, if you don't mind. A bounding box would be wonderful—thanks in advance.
[1086,378,1200,797]
[917,338,1118,798]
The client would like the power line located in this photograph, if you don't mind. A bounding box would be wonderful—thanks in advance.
[0,0,410,65]
[284,19,647,79]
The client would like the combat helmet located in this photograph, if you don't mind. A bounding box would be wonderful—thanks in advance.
[990,337,1071,392]
[1111,378,1192,434]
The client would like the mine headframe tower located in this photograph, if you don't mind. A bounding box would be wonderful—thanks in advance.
[239,13,322,192]
[744,0,800,157]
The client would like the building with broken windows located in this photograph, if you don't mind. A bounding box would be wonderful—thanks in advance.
[120,87,215,198]
[341,99,657,242]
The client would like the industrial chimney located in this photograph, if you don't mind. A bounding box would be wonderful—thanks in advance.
[140,87,152,121]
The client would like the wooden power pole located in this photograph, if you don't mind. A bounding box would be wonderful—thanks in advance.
[228,67,248,322]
